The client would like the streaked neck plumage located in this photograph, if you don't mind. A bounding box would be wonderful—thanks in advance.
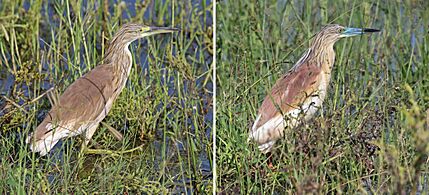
[292,36,337,75]
[307,32,338,73]
[104,38,136,75]
[101,32,142,102]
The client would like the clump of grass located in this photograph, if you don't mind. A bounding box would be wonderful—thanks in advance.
[217,0,428,193]
[0,0,212,193]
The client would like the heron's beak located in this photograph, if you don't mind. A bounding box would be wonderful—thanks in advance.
[341,27,380,37]
[149,26,180,34]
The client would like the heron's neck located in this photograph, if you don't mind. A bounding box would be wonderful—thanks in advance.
[104,42,133,79]
[309,42,336,73]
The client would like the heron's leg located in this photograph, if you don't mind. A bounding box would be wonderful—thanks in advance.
[84,123,100,146]
[76,124,99,166]
[77,124,100,160]
[266,152,274,169]
[80,122,143,155]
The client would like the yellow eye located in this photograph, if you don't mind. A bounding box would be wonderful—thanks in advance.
[141,26,150,32]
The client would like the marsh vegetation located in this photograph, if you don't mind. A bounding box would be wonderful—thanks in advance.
[217,0,428,193]
[0,0,212,193]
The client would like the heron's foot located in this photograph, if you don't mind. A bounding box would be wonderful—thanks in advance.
[266,152,276,170]
[267,161,274,169]
[84,148,121,157]
[84,144,145,156]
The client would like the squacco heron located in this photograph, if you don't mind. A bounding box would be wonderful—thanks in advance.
[26,23,178,156]
[249,24,380,153]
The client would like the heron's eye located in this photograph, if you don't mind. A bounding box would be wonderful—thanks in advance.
[338,28,345,34]
[141,26,150,32]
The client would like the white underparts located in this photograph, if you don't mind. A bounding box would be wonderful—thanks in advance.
[26,122,79,156]
[249,72,330,153]
[249,114,287,153]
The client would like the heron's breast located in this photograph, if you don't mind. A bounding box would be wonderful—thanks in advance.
[292,72,331,121]
[317,71,331,100]
[100,49,133,120]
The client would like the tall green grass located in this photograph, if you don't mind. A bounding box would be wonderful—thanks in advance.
[0,0,212,193]
[217,0,428,193]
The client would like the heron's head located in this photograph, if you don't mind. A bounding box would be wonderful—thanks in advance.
[312,24,380,47]
[112,23,179,45]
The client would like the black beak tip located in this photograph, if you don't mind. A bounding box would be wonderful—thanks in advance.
[363,28,381,33]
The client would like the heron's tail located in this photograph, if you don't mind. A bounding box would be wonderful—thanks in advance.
[248,114,285,153]
[26,123,70,156]
[248,114,262,142]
